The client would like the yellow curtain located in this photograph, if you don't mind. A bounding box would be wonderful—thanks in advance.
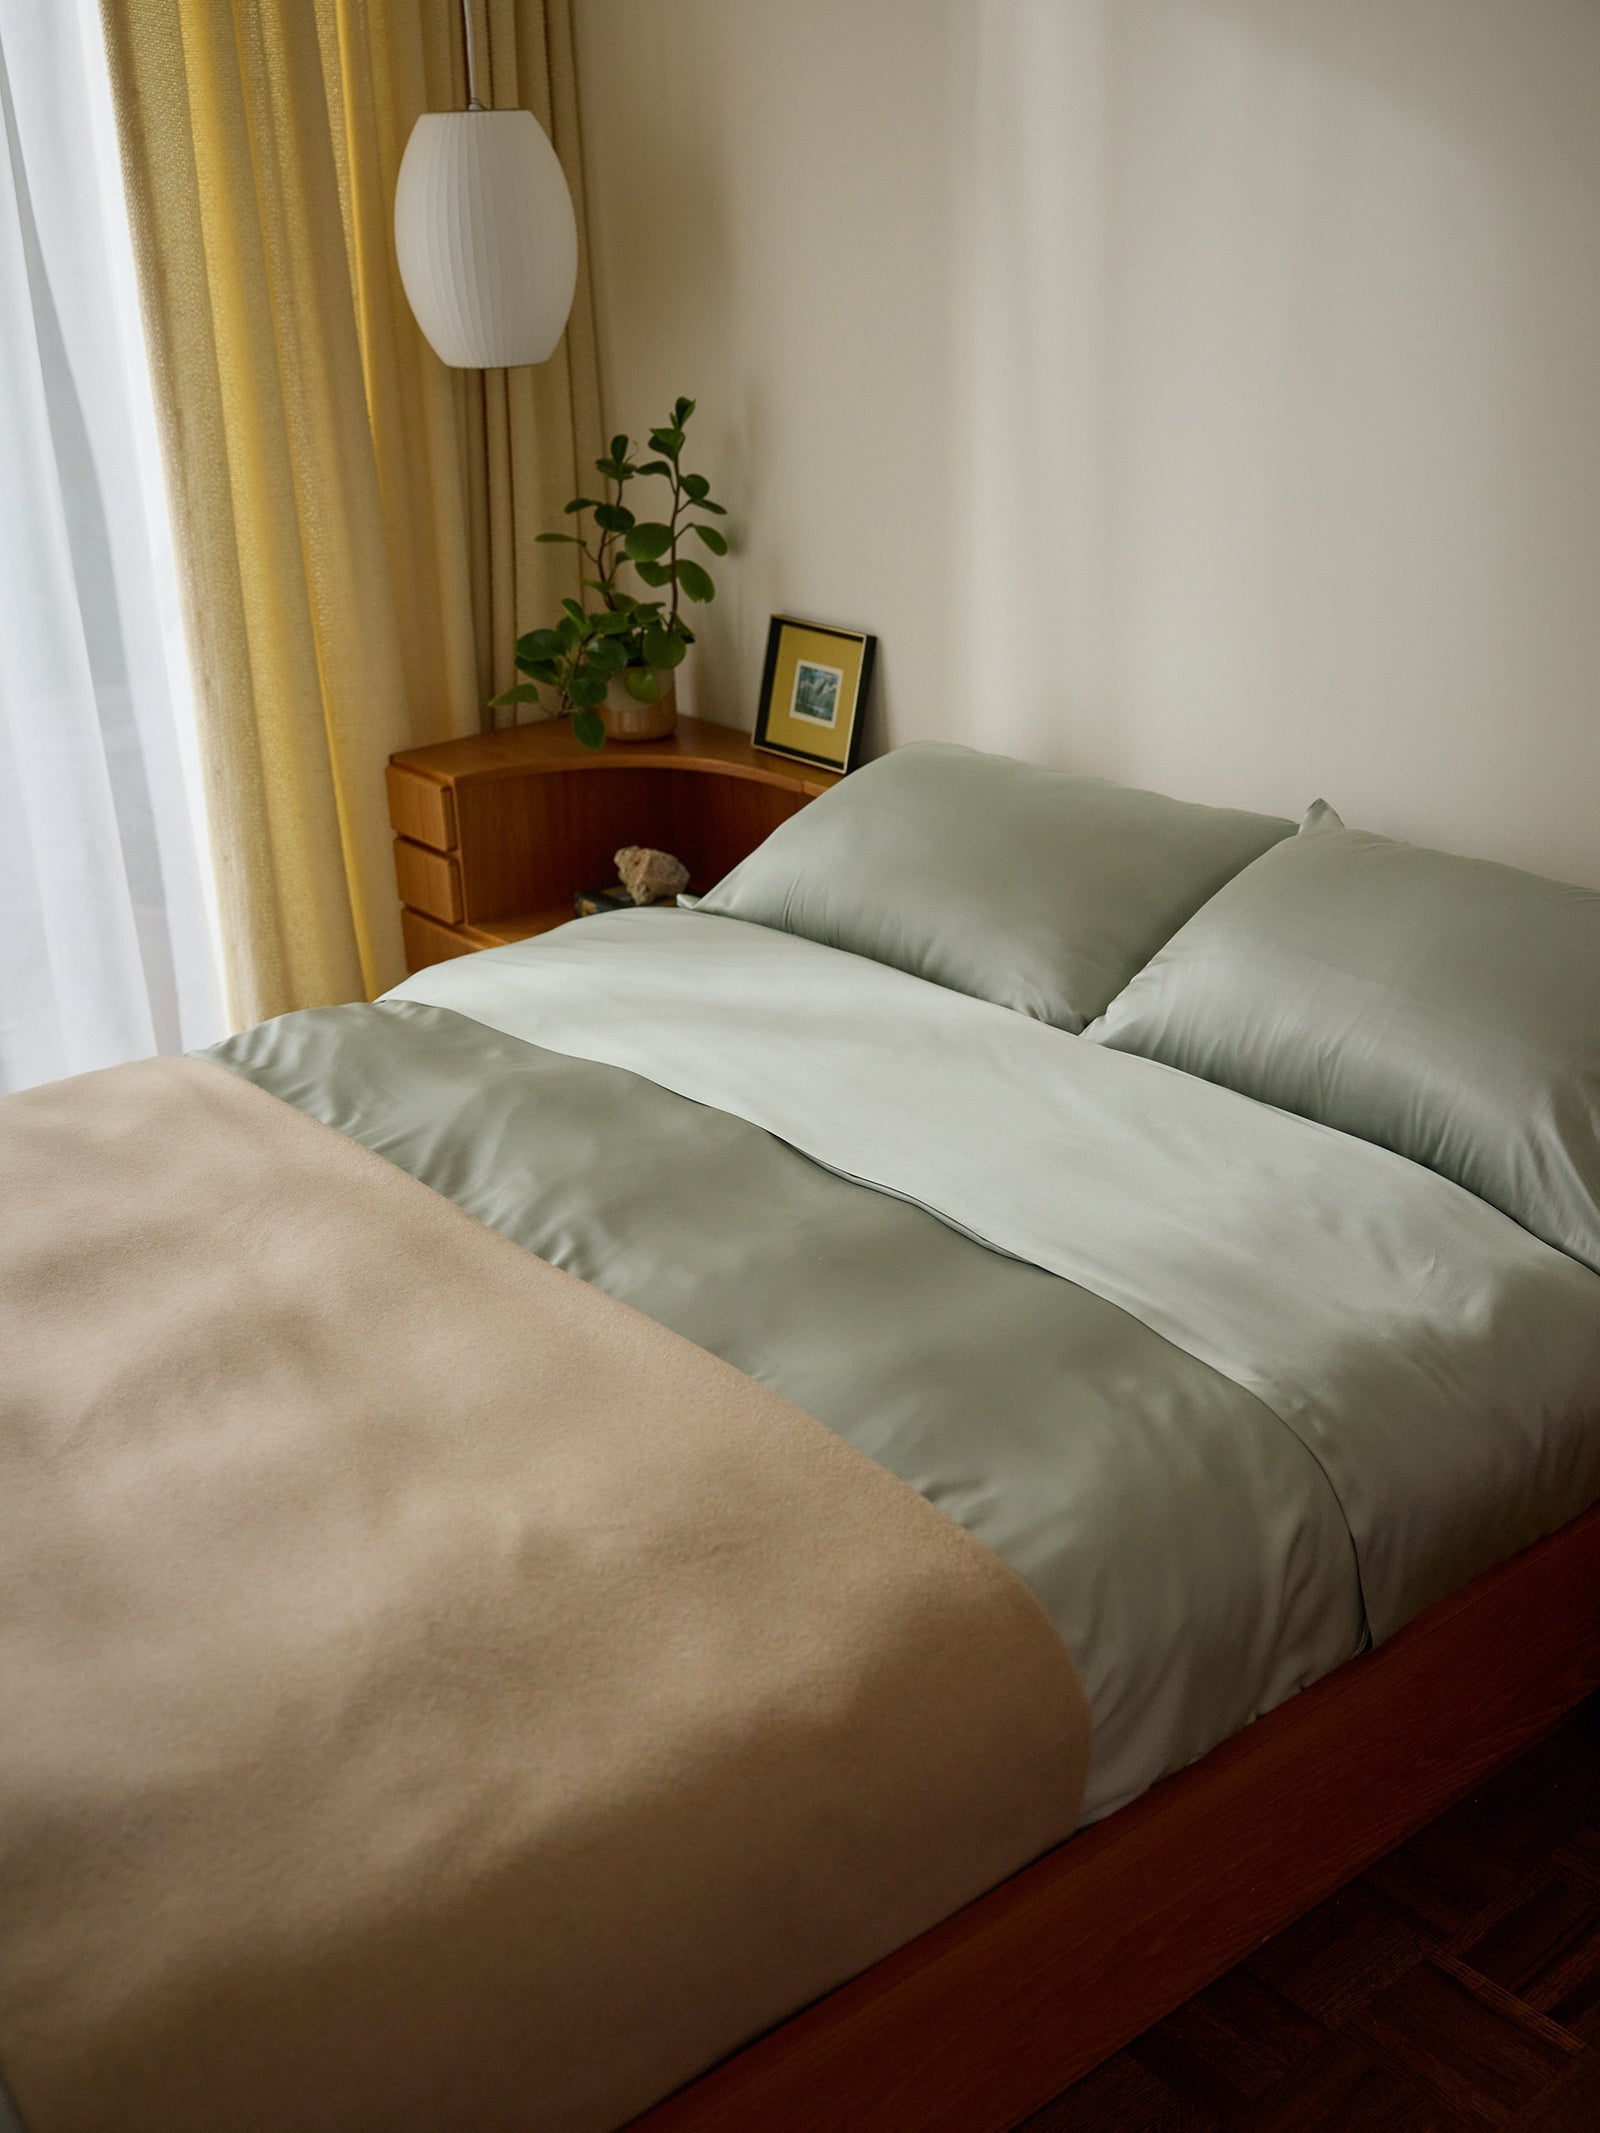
[100,0,603,1025]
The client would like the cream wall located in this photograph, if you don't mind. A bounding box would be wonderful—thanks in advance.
[574,0,1600,885]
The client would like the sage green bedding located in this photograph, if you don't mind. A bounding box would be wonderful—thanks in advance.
[693,742,1294,1031]
[1089,801,1600,1274]
[212,997,1360,1825]
[211,906,1600,1819]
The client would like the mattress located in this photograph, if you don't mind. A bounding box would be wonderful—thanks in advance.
[210,905,1600,1821]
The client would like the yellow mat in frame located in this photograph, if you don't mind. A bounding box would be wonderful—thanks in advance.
[757,615,874,773]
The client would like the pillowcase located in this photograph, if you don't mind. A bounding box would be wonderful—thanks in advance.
[1089,801,1600,1271]
[696,743,1294,1033]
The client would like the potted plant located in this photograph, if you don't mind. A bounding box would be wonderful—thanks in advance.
[491,396,728,747]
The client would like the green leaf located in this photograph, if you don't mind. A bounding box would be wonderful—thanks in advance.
[535,531,580,545]
[561,597,589,626]
[624,666,663,702]
[586,635,630,672]
[647,428,685,459]
[567,673,607,708]
[690,523,728,555]
[590,608,634,635]
[572,708,607,751]
[489,682,543,707]
[624,521,673,562]
[632,559,671,588]
[682,473,709,502]
[697,498,728,515]
[516,628,562,659]
[676,558,715,603]
[557,615,580,650]
[592,502,635,534]
[642,625,686,669]
[637,459,672,478]
[673,397,695,425]
[609,434,630,464]
[513,657,561,684]
[563,497,597,515]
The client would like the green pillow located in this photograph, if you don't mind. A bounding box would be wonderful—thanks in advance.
[1090,802,1600,1271]
[696,743,1294,1033]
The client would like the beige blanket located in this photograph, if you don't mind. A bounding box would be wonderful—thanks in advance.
[0,1058,1088,2133]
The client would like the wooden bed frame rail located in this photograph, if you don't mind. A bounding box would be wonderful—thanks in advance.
[635,1502,1600,2132]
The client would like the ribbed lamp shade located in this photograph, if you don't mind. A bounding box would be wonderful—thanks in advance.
[394,110,578,368]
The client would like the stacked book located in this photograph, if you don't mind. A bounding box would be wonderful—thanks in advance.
[573,885,684,918]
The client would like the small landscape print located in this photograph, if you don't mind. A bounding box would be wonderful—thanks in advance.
[790,659,843,727]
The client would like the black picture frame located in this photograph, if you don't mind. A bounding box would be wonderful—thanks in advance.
[751,615,877,775]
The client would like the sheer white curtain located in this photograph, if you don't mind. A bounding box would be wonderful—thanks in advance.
[0,0,222,1093]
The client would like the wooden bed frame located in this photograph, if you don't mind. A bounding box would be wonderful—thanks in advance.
[635,1499,1600,2132]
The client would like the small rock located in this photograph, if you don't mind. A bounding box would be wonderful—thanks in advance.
[615,845,690,906]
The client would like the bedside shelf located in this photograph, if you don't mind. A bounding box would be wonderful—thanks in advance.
[388,715,838,973]
[459,908,580,948]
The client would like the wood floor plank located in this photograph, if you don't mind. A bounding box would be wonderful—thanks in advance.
[1017,2049,1219,2131]
[1455,1875,1600,2033]
[1366,1825,1525,1940]
[1350,1959,1581,2123]
[1547,1829,1600,1889]
[1501,2049,1600,2129]
[1247,1878,1443,2024]
[1229,2033,1467,2132]
[1130,1971,1329,2117]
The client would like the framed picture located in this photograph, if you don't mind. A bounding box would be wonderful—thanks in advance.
[752,616,876,775]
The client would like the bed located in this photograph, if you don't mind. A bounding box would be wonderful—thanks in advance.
[2,743,1597,2132]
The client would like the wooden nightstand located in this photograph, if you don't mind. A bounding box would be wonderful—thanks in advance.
[387,716,840,973]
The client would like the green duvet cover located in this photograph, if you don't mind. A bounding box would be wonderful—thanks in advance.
[208,908,1600,1822]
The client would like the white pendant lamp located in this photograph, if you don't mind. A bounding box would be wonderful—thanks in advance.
[394,1,578,368]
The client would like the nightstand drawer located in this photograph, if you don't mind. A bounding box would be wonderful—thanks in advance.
[400,908,475,972]
[393,837,464,923]
[386,765,456,852]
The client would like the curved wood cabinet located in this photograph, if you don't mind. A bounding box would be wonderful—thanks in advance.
[387,715,839,972]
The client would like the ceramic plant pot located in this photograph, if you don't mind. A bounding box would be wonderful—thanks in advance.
[600,672,677,742]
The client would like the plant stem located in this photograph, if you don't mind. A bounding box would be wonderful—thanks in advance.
[666,460,686,631]
[591,469,615,603]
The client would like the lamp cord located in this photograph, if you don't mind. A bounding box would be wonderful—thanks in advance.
[461,0,485,111]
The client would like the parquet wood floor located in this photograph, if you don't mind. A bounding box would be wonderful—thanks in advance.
[1025,1697,1600,2130]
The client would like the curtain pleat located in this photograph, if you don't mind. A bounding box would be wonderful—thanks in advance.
[99,0,603,1024]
